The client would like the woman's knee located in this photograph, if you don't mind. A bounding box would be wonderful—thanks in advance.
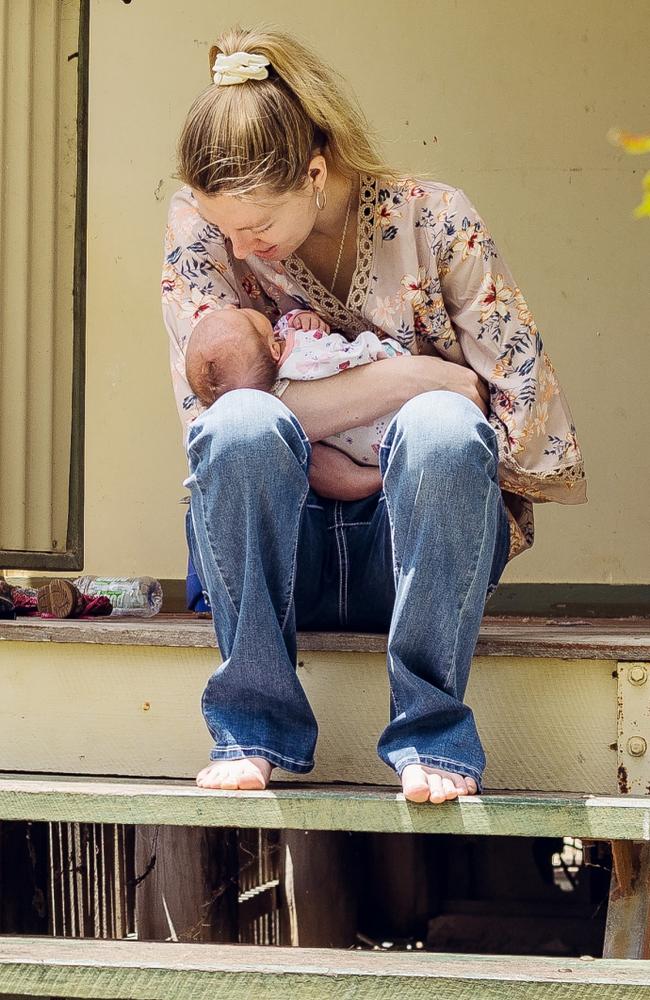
[384,390,498,472]
[187,388,309,467]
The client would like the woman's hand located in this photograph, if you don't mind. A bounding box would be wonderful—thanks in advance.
[309,443,382,500]
[410,356,490,416]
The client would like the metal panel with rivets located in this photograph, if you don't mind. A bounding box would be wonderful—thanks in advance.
[617,662,650,795]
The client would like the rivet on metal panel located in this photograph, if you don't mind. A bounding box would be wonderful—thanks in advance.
[627,736,647,757]
[628,665,648,685]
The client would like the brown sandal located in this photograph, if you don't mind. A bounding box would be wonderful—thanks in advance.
[37,579,80,618]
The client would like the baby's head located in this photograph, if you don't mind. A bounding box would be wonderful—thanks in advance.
[186,307,282,408]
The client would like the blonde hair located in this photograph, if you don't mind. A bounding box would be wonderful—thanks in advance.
[176,25,404,197]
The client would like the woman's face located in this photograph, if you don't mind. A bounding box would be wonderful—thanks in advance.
[193,161,323,263]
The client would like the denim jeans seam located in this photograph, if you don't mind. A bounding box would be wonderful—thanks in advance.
[332,501,342,622]
[200,680,222,746]
[378,472,402,587]
[386,652,403,716]
[443,474,494,692]
[185,502,210,605]
[280,478,311,633]
[380,468,403,715]
[191,479,240,620]
[340,506,350,627]
[332,501,347,627]
[208,745,314,768]
[329,520,373,529]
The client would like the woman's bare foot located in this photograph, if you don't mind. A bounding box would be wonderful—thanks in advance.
[196,756,274,790]
[401,764,479,804]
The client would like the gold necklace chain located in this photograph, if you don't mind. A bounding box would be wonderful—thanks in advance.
[329,182,354,293]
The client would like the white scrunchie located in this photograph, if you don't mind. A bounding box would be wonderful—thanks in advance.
[212,51,270,86]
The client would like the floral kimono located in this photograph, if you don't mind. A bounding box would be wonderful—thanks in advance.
[161,174,587,562]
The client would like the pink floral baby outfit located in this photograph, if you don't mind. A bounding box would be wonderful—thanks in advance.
[273,309,406,466]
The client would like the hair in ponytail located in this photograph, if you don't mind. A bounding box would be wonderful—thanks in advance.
[176,24,403,197]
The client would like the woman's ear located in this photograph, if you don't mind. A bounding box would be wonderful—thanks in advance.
[307,153,327,189]
[269,340,283,362]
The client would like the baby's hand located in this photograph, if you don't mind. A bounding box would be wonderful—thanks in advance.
[291,310,330,333]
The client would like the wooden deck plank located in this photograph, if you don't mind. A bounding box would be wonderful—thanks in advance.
[0,937,649,999]
[1,614,649,659]
[0,776,648,839]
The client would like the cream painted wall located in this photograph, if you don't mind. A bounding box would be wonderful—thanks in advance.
[83,0,650,584]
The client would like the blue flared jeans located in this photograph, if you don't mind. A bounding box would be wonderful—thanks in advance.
[183,388,510,793]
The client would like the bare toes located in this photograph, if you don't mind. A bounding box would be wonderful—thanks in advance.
[452,775,469,795]
[219,766,241,790]
[195,757,272,790]
[196,765,215,788]
[401,765,432,803]
[426,774,447,804]
[402,765,480,804]
[440,776,460,800]
[237,765,267,790]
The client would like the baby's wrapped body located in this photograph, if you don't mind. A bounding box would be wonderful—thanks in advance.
[275,310,406,465]
[186,306,407,466]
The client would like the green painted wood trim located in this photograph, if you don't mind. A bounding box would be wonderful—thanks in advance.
[1,938,649,999]
[0,777,649,839]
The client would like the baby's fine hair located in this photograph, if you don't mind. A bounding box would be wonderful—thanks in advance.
[176,24,404,198]
[190,339,278,408]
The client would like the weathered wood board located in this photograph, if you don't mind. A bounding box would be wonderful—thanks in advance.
[1,777,648,840]
[1,936,650,999]
[0,638,618,792]
[2,615,650,659]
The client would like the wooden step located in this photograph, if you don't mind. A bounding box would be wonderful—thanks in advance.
[1,616,648,793]
[2,613,650,658]
[1,936,649,998]
[0,775,648,839]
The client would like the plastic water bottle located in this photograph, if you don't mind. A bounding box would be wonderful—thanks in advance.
[73,576,163,618]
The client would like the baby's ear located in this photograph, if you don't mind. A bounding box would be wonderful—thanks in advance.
[269,340,283,362]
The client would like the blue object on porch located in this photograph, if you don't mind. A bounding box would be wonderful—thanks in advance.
[186,549,212,613]
[184,506,212,613]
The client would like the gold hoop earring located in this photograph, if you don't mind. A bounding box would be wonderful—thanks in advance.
[315,188,327,211]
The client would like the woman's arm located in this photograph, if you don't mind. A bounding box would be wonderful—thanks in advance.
[281,352,488,442]
[435,186,586,502]
[308,443,383,500]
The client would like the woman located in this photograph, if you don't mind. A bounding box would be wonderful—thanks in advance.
[162,27,587,805]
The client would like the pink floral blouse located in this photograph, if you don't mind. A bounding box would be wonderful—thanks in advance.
[161,174,587,561]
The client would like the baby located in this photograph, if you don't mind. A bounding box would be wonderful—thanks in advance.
[185,307,407,466]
